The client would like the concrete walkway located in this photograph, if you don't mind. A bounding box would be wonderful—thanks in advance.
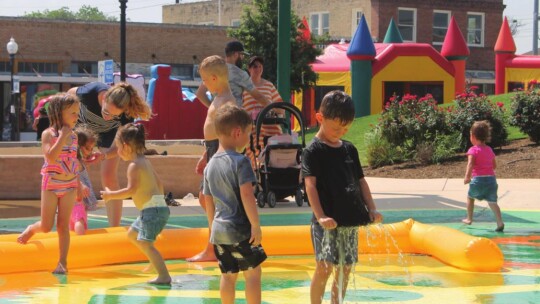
[114,178,538,218]
[1,178,536,221]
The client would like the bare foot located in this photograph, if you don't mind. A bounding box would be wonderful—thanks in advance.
[148,276,172,285]
[186,250,216,262]
[17,226,35,244]
[461,219,472,225]
[52,262,68,275]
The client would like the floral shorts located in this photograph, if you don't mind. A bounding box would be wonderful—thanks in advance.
[213,239,267,274]
[311,222,359,265]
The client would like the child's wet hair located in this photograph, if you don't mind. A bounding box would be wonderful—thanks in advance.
[319,90,355,125]
[116,123,147,155]
[74,124,98,148]
[199,55,228,80]
[471,120,492,143]
[47,93,80,131]
[214,103,252,136]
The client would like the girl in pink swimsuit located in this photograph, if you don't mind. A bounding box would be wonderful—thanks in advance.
[69,125,99,235]
[17,93,81,275]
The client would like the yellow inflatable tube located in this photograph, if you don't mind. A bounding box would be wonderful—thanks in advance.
[0,219,503,274]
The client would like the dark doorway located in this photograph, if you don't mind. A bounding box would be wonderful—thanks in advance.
[314,86,344,111]
[383,81,444,108]
[507,82,524,92]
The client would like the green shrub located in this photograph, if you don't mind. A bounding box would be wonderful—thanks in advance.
[414,132,462,164]
[510,89,540,143]
[379,93,452,151]
[365,129,406,168]
[431,132,463,164]
[448,91,508,150]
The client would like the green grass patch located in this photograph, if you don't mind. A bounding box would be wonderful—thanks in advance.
[304,114,380,164]
[489,92,527,140]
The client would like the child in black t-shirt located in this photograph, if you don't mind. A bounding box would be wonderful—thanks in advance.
[302,90,383,304]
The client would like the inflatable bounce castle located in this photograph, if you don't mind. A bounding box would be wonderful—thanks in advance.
[495,17,540,93]
[296,15,471,124]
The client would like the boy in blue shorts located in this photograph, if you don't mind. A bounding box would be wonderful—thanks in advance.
[302,90,383,304]
[202,103,266,304]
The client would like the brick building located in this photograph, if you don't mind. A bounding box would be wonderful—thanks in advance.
[0,17,230,140]
[164,0,505,90]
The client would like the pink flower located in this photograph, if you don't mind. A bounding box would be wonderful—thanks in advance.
[469,85,479,91]
[496,102,504,108]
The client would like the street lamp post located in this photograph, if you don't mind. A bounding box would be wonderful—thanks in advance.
[119,0,127,81]
[6,37,19,141]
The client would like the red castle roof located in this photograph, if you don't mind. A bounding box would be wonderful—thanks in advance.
[441,16,469,60]
[495,17,516,53]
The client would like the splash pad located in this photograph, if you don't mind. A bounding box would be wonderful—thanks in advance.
[0,212,539,303]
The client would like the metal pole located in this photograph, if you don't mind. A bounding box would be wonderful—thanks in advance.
[534,0,538,55]
[9,54,18,141]
[120,0,127,81]
[277,0,291,103]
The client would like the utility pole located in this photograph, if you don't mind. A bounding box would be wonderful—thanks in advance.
[277,0,291,103]
[534,0,538,55]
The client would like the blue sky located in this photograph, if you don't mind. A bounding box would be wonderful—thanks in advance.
[0,0,535,53]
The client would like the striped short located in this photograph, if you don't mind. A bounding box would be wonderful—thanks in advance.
[42,175,78,198]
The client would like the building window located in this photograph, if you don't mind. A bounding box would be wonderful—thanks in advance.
[0,61,9,74]
[467,12,484,46]
[433,10,450,44]
[231,19,240,27]
[352,9,363,36]
[310,12,329,36]
[398,8,416,42]
[170,64,194,80]
[18,62,59,76]
[70,61,98,76]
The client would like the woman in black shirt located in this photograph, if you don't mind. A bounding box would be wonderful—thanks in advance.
[68,82,152,227]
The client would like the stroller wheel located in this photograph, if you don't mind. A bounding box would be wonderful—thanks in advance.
[256,192,266,208]
[295,189,303,207]
[267,191,277,208]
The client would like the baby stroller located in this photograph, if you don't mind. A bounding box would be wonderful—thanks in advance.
[252,102,306,208]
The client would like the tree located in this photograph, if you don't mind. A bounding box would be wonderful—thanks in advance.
[24,6,118,22]
[76,6,118,22]
[507,17,524,36]
[228,0,324,93]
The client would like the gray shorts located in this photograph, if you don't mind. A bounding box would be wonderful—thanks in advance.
[311,222,358,265]
[131,205,170,242]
